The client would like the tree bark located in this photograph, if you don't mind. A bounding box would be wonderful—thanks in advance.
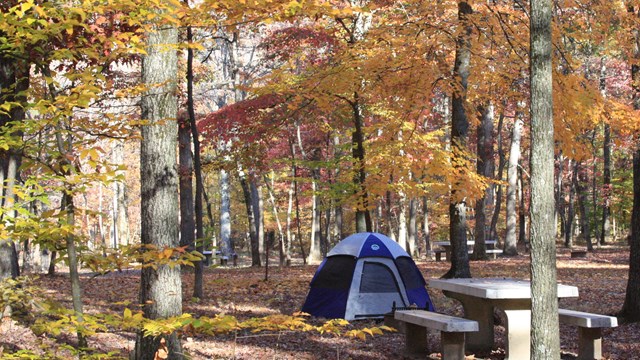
[443,1,472,279]
[489,111,506,240]
[408,197,417,257]
[135,19,183,360]
[620,4,640,320]
[239,170,261,267]
[178,114,195,251]
[472,103,494,260]
[505,111,523,255]
[600,121,612,245]
[575,162,593,251]
[530,0,561,357]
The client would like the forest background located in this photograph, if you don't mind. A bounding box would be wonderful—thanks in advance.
[1,0,640,359]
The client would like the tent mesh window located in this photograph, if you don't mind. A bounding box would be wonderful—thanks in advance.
[394,257,426,289]
[359,261,401,293]
[310,255,357,289]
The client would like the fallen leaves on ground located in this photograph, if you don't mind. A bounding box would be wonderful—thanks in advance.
[1,245,636,359]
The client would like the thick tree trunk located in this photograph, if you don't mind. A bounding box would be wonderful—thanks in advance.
[472,103,494,260]
[575,162,593,251]
[443,1,472,279]
[530,0,561,357]
[620,5,640,320]
[352,97,372,232]
[505,112,523,256]
[135,20,183,360]
[621,147,640,321]
[0,47,28,280]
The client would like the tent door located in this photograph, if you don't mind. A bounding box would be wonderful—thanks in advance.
[344,258,408,320]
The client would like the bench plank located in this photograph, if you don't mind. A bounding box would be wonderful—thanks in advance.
[394,310,478,360]
[558,309,618,328]
[559,309,617,360]
[395,310,478,332]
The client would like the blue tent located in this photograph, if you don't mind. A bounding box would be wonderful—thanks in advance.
[301,232,435,320]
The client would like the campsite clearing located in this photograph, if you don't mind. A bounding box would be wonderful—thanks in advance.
[3,245,636,359]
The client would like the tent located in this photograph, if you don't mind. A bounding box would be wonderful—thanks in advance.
[301,232,435,320]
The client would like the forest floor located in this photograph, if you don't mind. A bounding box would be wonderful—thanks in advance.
[1,244,638,359]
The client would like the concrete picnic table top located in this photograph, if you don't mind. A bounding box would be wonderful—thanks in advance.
[428,278,579,360]
[428,277,579,299]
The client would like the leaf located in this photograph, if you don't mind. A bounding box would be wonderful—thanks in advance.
[154,338,168,360]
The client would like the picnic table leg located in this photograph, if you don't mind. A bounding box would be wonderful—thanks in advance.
[501,308,531,360]
[577,327,603,360]
[444,291,494,353]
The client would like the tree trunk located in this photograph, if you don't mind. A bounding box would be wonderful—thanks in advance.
[62,192,87,348]
[576,162,593,251]
[489,111,506,240]
[473,103,494,260]
[518,166,528,245]
[264,174,287,266]
[220,169,232,257]
[397,191,408,251]
[251,179,265,263]
[620,5,640,320]
[239,170,261,267]
[112,141,130,246]
[178,114,195,250]
[530,0,561,356]
[0,46,28,280]
[422,197,432,257]
[565,160,577,248]
[408,197,417,257]
[352,97,372,232]
[600,122,612,245]
[135,19,183,360]
[307,168,323,264]
[505,111,523,256]
[443,1,472,279]
[555,153,565,238]
[185,23,206,299]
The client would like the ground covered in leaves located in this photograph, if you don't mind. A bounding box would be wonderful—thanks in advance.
[1,245,638,359]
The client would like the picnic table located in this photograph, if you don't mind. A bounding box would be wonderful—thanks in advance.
[432,240,499,261]
[428,277,579,360]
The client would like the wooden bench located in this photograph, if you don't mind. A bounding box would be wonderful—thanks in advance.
[558,309,618,360]
[394,310,478,360]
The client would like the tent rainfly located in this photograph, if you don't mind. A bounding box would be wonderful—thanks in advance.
[301,232,435,320]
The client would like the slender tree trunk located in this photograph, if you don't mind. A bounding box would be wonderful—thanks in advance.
[518,166,528,245]
[422,197,432,257]
[489,111,506,240]
[135,18,183,360]
[62,192,87,348]
[397,191,408,251]
[565,160,577,248]
[239,170,261,267]
[408,197,417,257]
[112,141,130,246]
[251,179,265,263]
[220,169,232,257]
[185,23,205,299]
[290,141,306,264]
[576,162,593,251]
[555,153,565,238]
[178,114,195,250]
[444,1,472,279]
[601,122,612,244]
[530,0,561,356]
[264,174,287,266]
[505,111,523,255]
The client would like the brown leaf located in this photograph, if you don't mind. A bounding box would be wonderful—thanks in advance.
[154,338,168,360]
